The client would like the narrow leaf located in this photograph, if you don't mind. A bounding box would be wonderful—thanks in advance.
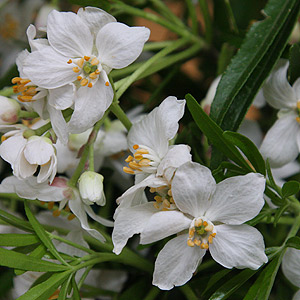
[285,236,300,250]
[71,274,81,300]
[282,181,300,198]
[0,233,39,247]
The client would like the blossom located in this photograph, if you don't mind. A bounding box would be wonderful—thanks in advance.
[0,96,20,125]
[282,248,300,300]
[0,133,57,183]
[113,162,267,290]
[260,59,300,167]
[23,7,150,133]
[116,96,191,212]
[0,176,113,241]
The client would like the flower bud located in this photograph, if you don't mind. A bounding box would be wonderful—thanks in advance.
[78,171,106,206]
[0,96,20,124]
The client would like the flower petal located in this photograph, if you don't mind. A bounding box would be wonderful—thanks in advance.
[84,205,114,227]
[282,248,300,288]
[97,22,150,69]
[293,78,300,99]
[140,210,191,244]
[112,202,157,255]
[48,84,75,110]
[68,191,106,242]
[77,7,116,37]
[260,113,300,168]
[153,234,206,290]
[47,10,93,57]
[0,135,26,165]
[205,173,265,224]
[68,80,113,134]
[263,59,297,109]
[128,97,185,158]
[172,162,216,217]
[209,224,268,269]
[23,46,77,89]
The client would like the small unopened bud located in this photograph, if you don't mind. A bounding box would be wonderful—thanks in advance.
[0,96,20,124]
[78,171,106,206]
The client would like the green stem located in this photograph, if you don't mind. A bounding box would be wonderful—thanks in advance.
[18,110,39,119]
[179,284,198,300]
[88,144,94,172]
[284,215,300,243]
[143,286,160,300]
[224,0,239,35]
[116,38,190,99]
[77,265,93,289]
[198,0,213,43]
[0,87,14,97]
[110,102,132,131]
[185,0,198,34]
[68,109,110,187]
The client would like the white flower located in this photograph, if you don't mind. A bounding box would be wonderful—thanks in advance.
[0,176,113,242]
[0,134,57,183]
[23,7,150,133]
[0,96,20,124]
[78,171,105,206]
[260,59,300,167]
[116,96,191,212]
[113,162,267,290]
[282,248,300,300]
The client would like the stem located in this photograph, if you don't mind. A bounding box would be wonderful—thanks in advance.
[179,284,198,300]
[110,102,132,131]
[284,215,300,243]
[0,87,14,97]
[88,144,94,172]
[198,0,213,43]
[18,110,39,119]
[185,0,198,34]
[143,287,160,300]
[224,0,239,35]
[116,38,190,99]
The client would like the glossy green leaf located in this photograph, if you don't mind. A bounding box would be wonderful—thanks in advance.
[285,236,300,250]
[243,253,284,300]
[223,131,266,175]
[0,247,68,272]
[0,233,39,247]
[16,270,73,300]
[186,93,252,171]
[24,201,69,266]
[282,181,300,198]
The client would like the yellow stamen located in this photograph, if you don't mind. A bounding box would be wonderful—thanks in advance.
[154,196,162,203]
[208,235,214,244]
[67,59,72,64]
[135,149,149,154]
[80,78,88,86]
[163,199,170,208]
[67,214,76,221]
[105,81,110,86]
[194,239,201,246]
[195,219,202,227]
[296,117,300,123]
[77,76,82,81]
[153,202,160,209]
[88,82,93,88]
[189,228,195,238]
[125,155,133,163]
[211,233,216,237]
[64,205,70,212]
[72,67,80,73]
[200,242,209,249]
[77,58,84,68]
[84,56,90,61]
[89,72,97,79]
[123,166,135,174]
[20,79,31,85]
[134,154,143,160]
[11,77,22,84]
[139,158,151,166]
[95,69,100,74]
[133,144,139,150]
[187,239,195,247]
[167,189,172,196]
[1,135,7,142]
[91,57,99,65]
[23,87,37,96]
[48,202,54,210]
[53,209,61,217]
[203,221,208,227]
[205,224,214,232]
[169,197,174,203]
[297,101,300,109]
[129,161,142,170]
[149,187,156,193]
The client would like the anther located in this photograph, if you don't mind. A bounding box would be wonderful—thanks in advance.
[1,136,6,142]
[205,224,214,232]
[169,197,174,203]
[20,79,31,85]
[195,219,203,227]
[296,117,300,123]
[133,144,139,150]
[194,239,201,246]
[189,228,195,238]
[136,149,149,154]
[67,214,76,221]
[88,82,93,88]
[139,158,151,166]
[211,233,216,237]
[297,101,300,109]
[64,205,70,212]
[187,239,195,247]
[153,202,160,209]
[11,77,22,84]
[89,72,97,79]
[77,76,82,81]
[129,161,142,170]
[91,57,99,65]
[149,187,156,193]
[163,199,170,208]
[134,154,143,160]
[77,58,84,68]
[200,243,209,249]
[208,235,214,244]
[80,79,88,86]
[125,155,133,163]
[167,189,172,196]
[18,95,33,102]
[154,196,162,203]
[123,166,135,174]
[95,69,100,74]
[84,56,90,61]
[203,221,208,227]
[48,202,54,210]
[67,59,72,64]
[72,67,80,73]
[53,209,61,217]
[105,81,110,86]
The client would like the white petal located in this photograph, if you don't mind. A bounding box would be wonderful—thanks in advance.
[293,290,300,300]
[23,46,77,89]
[24,137,55,165]
[238,119,263,148]
[112,202,157,255]
[48,84,75,110]
[153,234,206,290]
[47,10,93,57]
[128,97,185,158]
[205,173,265,224]
[263,60,297,109]
[260,114,300,168]
[84,205,114,227]
[15,151,37,179]
[209,224,268,269]
[171,162,216,217]
[68,192,106,242]
[293,78,300,99]
[97,22,150,69]
[47,105,69,145]
[282,248,300,288]
[271,160,300,184]
[68,80,113,134]
[26,24,49,51]
[0,135,26,165]
[0,176,16,193]
[37,154,57,184]
[77,7,116,36]
[253,88,266,108]
[157,144,192,182]
[140,210,191,244]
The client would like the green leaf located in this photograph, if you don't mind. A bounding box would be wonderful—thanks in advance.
[71,274,81,300]
[273,204,290,226]
[16,270,73,300]
[208,269,258,300]
[243,252,284,300]
[24,201,69,266]
[264,186,286,207]
[266,160,282,197]
[0,208,33,232]
[203,269,231,295]
[0,233,39,247]
[285,236,300,250]
[282,181,300,198]
[0,247,68,272]
[288,43,300,84]
[210,0,300,130]
[58,273,73,300]
[67,0,111,10]
[185,93,252,171]
[223,131,266,175]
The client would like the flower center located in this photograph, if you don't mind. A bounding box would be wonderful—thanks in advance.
[68,56,110,88]
[187,217,216,249]
[123,144,161,175]
[296,101,300,123]
[0,14,19,40]
[12,77,38,102]
[150,186,177,211]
